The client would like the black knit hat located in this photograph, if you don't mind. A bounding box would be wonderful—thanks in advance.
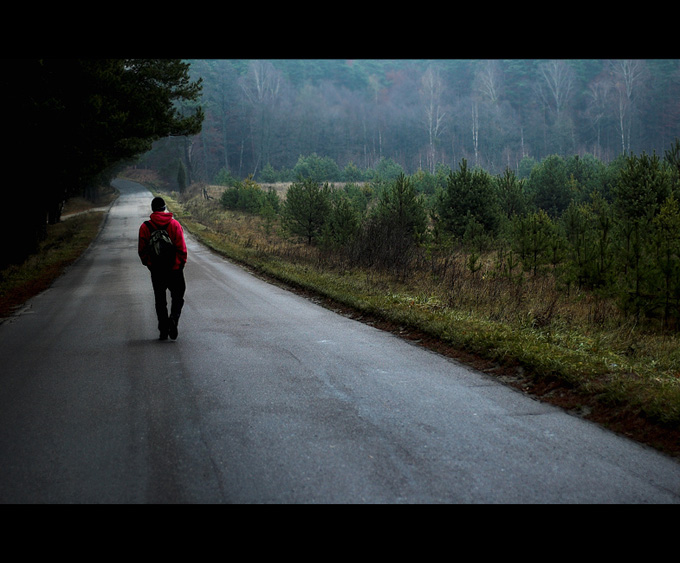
[151,197,166,212]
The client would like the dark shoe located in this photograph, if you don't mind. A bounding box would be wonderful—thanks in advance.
[168,318,178,340]
[159,318,169,340]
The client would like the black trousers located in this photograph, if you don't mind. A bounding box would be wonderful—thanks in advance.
[150,268,186,333]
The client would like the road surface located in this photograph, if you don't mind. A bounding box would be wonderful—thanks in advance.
[1,178,679,503]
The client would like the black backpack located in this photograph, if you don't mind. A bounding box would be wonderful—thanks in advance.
[145,221,176,269]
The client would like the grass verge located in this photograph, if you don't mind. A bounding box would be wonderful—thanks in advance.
[0,188,116,319]
[150,187,680,459]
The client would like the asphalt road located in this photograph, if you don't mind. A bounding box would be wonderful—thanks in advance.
[1,178,679,504]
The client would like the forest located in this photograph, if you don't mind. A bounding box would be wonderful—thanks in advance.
[139,59,680,185]
[134,59,680,329]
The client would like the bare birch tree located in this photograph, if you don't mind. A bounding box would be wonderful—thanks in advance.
[240,60,282,176]
[608,59,648,154]
[420,65,446,173]
[537,60,575,118]
[585,76,613,159]
[474,60,503,105]
[471,101,480,167]
[471,61,505,168]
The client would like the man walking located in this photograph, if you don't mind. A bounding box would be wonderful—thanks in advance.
[138,197,187,340]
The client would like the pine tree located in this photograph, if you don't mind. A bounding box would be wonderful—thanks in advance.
[650,195,680,326]
[3,59,203,268]
[436,159,500,240]
[282,178,331,244]
[511,209,556,275]
[613,152,675,318]
[376,173,427,240]
[526,154,571,217]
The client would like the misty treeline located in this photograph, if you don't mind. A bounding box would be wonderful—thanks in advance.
[140,59,680,186]
[2,59,204,269]
[210,140,680,329]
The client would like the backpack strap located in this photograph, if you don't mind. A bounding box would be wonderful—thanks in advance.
[143,221,157,261]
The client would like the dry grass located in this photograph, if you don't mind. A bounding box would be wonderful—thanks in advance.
[0,213,106,318]
[0,186,117,319]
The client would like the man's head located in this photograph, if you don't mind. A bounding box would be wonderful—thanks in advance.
[151,197,166,212]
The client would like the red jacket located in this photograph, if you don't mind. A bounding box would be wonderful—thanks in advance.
[138,211,187,270]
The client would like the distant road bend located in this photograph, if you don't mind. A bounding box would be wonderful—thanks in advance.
[0,178,679,503]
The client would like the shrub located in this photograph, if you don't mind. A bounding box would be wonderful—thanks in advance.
[293,154,341,183]
[220,177,279,215]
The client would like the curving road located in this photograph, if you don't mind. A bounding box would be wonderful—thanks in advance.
[1,178,679,503]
